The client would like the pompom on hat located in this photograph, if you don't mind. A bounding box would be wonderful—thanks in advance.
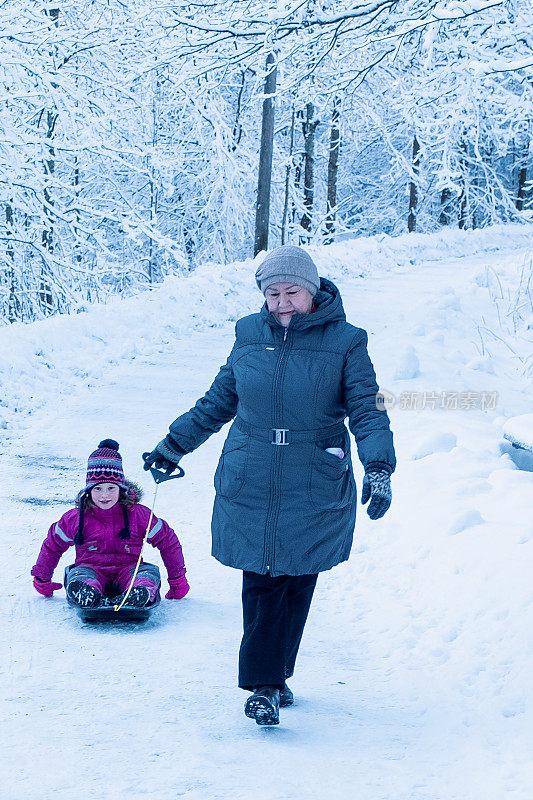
[86,439,127,488]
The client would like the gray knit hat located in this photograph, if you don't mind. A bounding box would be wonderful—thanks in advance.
[255,245,320,297]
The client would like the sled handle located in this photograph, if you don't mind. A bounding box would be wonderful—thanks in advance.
[142,453,185,484]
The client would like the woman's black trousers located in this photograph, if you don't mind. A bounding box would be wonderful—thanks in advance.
[238,570,318,690]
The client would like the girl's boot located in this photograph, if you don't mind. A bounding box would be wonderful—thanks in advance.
[112,586,150,607]
[67,580,102,608]
[128,586,150,606]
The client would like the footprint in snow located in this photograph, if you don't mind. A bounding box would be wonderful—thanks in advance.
[412,432,457,460]
[466,355,495,374]
[393,346,420,380]
[448,509,485,535]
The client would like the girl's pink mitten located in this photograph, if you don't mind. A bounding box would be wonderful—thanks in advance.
[166,576,190,599]
[34,577,63,597]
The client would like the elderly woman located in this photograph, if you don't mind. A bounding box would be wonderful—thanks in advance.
[144,245,395,725]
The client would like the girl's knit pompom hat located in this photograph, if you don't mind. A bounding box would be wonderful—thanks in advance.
[75,439,130,545]
[86,439,127,488]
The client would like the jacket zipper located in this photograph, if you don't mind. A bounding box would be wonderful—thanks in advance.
[262,324,290,573]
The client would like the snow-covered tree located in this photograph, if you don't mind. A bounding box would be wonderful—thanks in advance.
[0,0,530,322]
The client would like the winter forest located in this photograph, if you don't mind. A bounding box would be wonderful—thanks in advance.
[3,3,533,798]
[1,0,532,322]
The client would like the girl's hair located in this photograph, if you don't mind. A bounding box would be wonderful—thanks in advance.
[74,480,143,545]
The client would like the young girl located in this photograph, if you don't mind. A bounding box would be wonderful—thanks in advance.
[31,439,189,608]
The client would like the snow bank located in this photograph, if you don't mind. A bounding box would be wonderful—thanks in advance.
[503,414,533,451]
[0,257,260,432]
[2,223,531,436]
[3,221,533,800]
[412,431,457,460]
[317,222,532,275]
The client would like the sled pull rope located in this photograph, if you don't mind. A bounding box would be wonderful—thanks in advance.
[114,456,185,612]
[114,484,159,612]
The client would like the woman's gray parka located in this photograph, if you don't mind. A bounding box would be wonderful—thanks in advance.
[168,279,395,576]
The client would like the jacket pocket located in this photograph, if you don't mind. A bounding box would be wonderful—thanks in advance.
[214,441,249,500]
[308,446,353,510]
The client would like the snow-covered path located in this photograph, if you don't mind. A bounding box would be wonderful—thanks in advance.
[2,231,532,800]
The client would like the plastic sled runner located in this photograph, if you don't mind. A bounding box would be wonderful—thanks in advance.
[64,563,161,622]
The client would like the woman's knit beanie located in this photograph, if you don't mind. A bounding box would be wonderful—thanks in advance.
[86,439,127,488]
[255,245,320,297]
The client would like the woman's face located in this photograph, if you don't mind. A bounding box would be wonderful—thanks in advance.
[265,282,313,327]
[91,483,120,509]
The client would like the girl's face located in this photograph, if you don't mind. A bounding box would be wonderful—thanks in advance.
[265,282,314,327]
[91,483,120,509]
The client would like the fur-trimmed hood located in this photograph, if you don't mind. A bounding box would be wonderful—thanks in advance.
[75,479,143,508]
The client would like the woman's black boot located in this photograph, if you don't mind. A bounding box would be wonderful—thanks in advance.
[279,682,294,707]
[244,687,280,725]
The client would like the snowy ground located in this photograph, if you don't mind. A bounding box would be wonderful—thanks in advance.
[1,226,532,800]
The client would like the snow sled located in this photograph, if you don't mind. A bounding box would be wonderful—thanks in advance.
[64,564,161,622]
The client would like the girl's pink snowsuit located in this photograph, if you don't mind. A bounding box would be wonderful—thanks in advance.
[32,502,186,599]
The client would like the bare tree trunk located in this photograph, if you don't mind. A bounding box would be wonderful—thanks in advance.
[458,135,468,230]
[324,97,341,245]
[232,70,246,152]
[281,108,296,245]
[73,159,83,266]
[72,54,82,272]
[184,228,195,261]
[41,107,57,312]
[40,6,60,314]
[300,103,319,242]
[291,141,303,231]
[516,164,528,211]
[147,68,162,283]
[148,176,156,282]
[254,53,277,256]
[516,135,529,212]
[407,135,420,233]
[5,203,17,322]
[472,162,480,229]
[439,189,453,226]
[176,193,195,264]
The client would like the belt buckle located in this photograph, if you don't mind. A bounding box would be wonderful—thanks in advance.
[272,428,289,445]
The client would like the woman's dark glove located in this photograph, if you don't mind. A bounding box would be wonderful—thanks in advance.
[143,437,184,474]
[361,469,392,520]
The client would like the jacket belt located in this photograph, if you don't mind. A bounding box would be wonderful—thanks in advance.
[234,416,346,445]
